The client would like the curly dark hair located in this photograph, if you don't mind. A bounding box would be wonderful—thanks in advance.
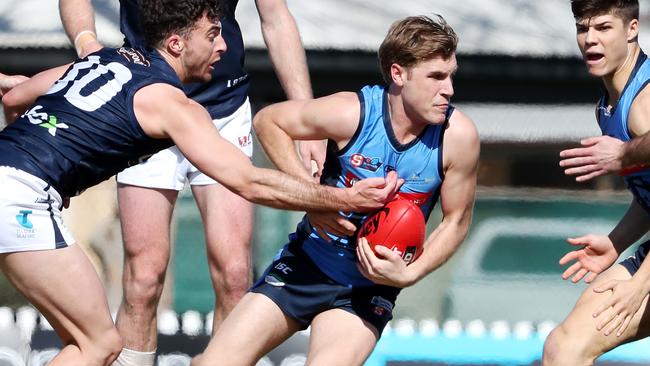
[571,0,639,23]
[139,0,223,47]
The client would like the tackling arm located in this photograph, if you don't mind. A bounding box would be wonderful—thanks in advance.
[135,84,398,212]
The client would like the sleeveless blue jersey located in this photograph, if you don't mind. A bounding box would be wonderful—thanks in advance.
[0,47,180,197]
[597,51,650,214]
[293,85,448,287]
[120,0,249,119]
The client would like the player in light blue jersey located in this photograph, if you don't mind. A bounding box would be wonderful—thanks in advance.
[0,1,399,365]
[544,1,650,365]
[193,15,479,366]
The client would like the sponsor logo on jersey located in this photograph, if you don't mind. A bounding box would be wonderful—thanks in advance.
[396,192,432,207]
[226,75,248,88]
[371,296,393,316]
[22,106,69,137]
[350,153,383,172]
[117,47,151,67]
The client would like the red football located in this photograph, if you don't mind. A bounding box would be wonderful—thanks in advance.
[358,199,426,265]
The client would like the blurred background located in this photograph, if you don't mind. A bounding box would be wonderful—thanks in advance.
[1,0,650,365]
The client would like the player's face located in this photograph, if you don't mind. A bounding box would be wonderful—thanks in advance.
[399,55,457,125]
[576,13,638,78]
[182,14,227,83]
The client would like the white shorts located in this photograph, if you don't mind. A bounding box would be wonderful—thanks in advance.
[0,166,75,253]
[117,99,253,190]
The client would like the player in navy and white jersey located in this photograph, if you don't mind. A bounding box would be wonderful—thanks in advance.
[0,1,319,364]
[544,1,650,365]
[0,1,399,364]
[195,15,479,366]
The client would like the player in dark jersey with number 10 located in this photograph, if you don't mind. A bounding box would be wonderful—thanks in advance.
[0,1,399,365]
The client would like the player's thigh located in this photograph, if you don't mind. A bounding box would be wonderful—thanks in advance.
[191,183,253,266]
[117,184,178,260]
[307,308,379,366]
[201,292,301,363]
[558,264,650,354]
[0,245,116,345]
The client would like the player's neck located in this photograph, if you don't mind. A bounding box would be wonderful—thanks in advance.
[156,48,189,83]
[386,91,426,144]
[603,44,641,103]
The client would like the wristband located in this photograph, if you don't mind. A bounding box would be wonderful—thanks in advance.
[73,30,97,56]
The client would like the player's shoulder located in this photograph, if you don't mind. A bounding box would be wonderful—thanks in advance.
[447,107,479,144]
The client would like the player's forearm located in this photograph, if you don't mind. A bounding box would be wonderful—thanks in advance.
[261,8,312,100]
[253,110,313,181]
[622,133,650,168]
[608,200,650,253]
[409,216,471,284]
[59,0,99,56]
[237,167,358,212]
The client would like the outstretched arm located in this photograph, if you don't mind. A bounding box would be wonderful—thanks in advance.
[357,110,480,287]
[135,84,399,212]
[59,0,103,57]
[255,0,326,178]
[560,199,650,283]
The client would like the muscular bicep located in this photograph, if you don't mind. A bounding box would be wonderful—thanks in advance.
[439,111,479,224]
[134,84,253,191]
[259,92,361,145]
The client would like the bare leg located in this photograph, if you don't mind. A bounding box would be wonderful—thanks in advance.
[115,184,178,352]
[306,309,378,366]
[192,293,301,366]
[0,246,122,365]
[192,183,253,331]
[543,264,650,366]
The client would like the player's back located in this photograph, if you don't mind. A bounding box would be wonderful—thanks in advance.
[0,47,181,198]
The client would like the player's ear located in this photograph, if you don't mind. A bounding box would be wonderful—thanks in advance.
[167,35,184,55]
[391,64,407,87]
[627,18,639,41]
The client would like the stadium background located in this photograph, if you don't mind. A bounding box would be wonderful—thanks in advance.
[1,0,650,365]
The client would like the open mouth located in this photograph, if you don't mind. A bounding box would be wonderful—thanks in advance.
[585,52,604,63]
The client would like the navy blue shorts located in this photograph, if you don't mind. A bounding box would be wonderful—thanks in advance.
[250,241,399,336]
[620,239,650,275]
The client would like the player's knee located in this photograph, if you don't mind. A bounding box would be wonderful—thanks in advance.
[543,325,591,366]
[217,262,251,297]
[83,327,123,365]
[125,267,166,307]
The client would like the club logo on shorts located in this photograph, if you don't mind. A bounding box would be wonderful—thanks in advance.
[371,296,393,317]
[15,210,33,229]
[238,134,252,148]
[264,274,286,287]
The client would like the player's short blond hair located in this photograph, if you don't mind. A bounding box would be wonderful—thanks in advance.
[378,15,458,85]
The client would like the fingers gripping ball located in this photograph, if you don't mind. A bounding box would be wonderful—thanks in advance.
[358,199,425,264]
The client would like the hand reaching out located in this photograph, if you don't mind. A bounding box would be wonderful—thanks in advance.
[559,234,619,284]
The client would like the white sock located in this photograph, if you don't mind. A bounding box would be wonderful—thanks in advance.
[111,348,156,366]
